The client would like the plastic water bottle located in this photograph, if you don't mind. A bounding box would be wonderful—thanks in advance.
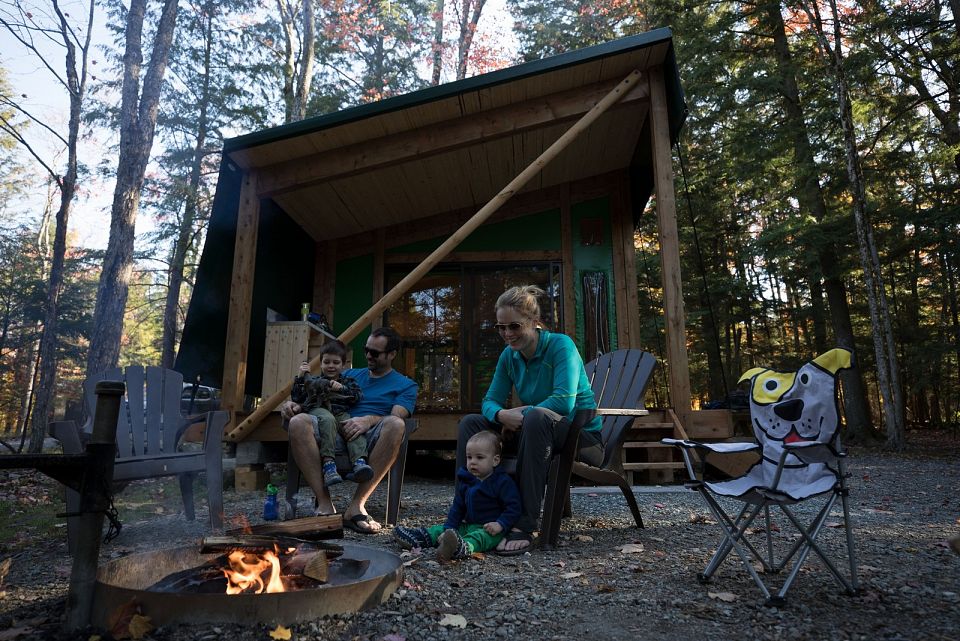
[263,483,279,521]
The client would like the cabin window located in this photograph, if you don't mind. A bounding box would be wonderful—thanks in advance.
[385,263,562,411]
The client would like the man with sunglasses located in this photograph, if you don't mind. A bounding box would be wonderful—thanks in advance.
[282,326,418,534]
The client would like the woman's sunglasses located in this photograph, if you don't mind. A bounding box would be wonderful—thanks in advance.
[494,321,525,333]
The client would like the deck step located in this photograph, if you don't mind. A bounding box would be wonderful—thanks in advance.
[622,461,685,471]
[627,422,674,429]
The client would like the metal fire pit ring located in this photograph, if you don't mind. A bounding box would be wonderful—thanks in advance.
[92,543,403,627]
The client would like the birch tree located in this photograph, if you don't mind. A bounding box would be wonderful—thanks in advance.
[85,0,181,380]
[797,0,906,448]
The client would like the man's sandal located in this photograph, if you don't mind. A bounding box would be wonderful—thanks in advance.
[343,513,381,535]
[493,529,533,556]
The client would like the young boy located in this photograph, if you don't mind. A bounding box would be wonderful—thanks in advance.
[394,431,521,561]
[290,340,373,487]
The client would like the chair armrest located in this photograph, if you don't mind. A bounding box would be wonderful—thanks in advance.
[661,438,759,454]
[783,441,841,464]
[49,420,84,454]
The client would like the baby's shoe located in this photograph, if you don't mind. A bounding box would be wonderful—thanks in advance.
[322,460,342,487]
[394,526,432,550]
[348,457,374,483]
[436,529,470,562]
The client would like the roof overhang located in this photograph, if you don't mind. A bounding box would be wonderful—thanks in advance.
[221,28,686,243]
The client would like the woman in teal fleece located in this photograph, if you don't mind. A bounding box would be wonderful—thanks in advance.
[457,284,601,556]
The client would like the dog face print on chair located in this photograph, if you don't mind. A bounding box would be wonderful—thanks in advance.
[738,348,853,468]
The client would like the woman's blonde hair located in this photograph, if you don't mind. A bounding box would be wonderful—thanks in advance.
[496,285,544,324]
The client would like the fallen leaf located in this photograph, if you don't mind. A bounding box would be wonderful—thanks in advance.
[689,513,715,524]
[708,591,737,602]
[382,634,406,641]
[108,600,139,640]
[438,613,467,628]
[619,543,644,554]
[587,493,599,497]
[859,565,880,573]
[269,624,292,640]
[0,558,11,584]
[128,614,153,640]
[573,534,593,542]
[553,560,566,568]
[596,584,616,593]
[88,635,102,641]
[560,571,584,579]
[654,503,665,509]
[825,521,844,528]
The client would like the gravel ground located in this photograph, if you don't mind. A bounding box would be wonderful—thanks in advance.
[1,431,959,641]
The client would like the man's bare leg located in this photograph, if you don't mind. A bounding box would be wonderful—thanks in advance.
[288,414,335,515]
[342,416,404,532]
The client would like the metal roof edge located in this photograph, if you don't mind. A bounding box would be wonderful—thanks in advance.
[224,27,677,153]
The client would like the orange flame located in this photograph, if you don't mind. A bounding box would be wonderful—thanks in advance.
[223,547,285,594]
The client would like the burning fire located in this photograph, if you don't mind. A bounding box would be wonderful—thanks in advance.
[223,547,286,594]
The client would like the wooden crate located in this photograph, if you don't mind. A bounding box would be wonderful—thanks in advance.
[261,322,329,400]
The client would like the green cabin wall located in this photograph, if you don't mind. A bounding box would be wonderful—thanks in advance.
[334,200,618,364]
[570,196,618,354]
[334,254,375,365]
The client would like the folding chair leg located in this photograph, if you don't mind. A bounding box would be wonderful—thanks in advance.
[701,495,769,579]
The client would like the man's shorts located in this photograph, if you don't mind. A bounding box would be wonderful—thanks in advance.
[303,414,385,455]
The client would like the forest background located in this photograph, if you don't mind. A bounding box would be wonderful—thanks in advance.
[0,0,957,453]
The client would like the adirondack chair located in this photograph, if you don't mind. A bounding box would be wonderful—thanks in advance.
[284,418,418,526]
[504,349,657,548]
[50,366,226,551]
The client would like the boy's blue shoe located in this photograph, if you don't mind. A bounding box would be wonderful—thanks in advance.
[394,526,432,550]
[322,460,342,487]
[347,457,374,483]
[437,528,470,562]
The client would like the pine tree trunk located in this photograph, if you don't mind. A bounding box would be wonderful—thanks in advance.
[277,0,296,123]
[292,0,314,121]
[431,0,444,85]
[456,0,486,80]
[765,0,873,438]
[86,0,180,380]
[802,0,904,448]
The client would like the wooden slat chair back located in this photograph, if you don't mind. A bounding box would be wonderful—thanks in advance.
[504,349,656,548]
[50,366,226,551]
[588,349,658,469]
[284,418,418,526]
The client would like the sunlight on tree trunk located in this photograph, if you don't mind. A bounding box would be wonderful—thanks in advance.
[86,0,181,383]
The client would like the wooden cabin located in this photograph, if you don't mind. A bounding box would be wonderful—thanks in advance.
[176,29,732,484]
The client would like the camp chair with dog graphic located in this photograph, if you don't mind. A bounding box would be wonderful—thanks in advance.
[663,348,860,606]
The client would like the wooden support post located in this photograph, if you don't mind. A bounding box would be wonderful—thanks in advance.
[221,172,261,422]
[560,184,576,338]
[649,66,692,426]
[63,381,124,632]
[227,68,646,442]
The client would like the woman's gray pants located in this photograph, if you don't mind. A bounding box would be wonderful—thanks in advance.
[457,408,602,533]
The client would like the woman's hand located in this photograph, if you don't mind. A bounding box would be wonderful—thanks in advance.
[484,521,503,536]
[497,407,526,436]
